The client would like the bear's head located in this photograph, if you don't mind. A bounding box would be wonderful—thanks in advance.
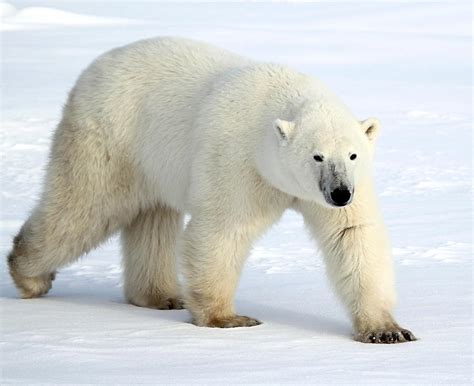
[258,100,380,208]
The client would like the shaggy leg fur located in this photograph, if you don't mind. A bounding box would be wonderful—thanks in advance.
[181,213,276,328]
[7,202,126,299]
[7,115,143,298]
[122,206,184,310]
[296,182,416,343]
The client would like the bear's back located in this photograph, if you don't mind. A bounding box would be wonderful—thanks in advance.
[68,37,248,130]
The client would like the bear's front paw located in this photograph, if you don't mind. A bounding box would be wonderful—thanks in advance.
[203,314,262,328]
[355,328,416,344]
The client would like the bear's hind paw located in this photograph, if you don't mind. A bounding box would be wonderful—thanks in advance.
[128,295,185,310]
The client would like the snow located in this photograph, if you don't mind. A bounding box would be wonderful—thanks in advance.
[1,2,141,31]
[1,0,472,384]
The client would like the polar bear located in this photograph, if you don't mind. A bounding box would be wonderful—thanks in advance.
[7,37,415,343]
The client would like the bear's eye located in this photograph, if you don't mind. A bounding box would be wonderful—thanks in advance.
[350,154,357,160]
[313,155,324,162]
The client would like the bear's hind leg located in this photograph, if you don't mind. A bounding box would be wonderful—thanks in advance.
[7,116,141,299]
[7,200,126,299]
[122,205,184,310]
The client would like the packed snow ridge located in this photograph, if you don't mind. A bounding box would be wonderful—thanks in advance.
[0,2,141,31]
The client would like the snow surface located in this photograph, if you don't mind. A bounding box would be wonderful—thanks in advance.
[1,1,472,384]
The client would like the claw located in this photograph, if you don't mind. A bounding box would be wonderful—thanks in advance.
[360,328,416,344]
[401,330,416,341]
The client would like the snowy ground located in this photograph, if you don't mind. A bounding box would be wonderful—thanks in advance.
[1,1,472,384]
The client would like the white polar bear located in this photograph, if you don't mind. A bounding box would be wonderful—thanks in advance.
[8,37,415,343]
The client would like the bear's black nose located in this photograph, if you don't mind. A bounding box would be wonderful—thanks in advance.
[330,188,352,206]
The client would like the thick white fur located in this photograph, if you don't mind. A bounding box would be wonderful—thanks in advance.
[8,37,412,341]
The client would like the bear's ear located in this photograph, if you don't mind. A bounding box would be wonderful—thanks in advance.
[273,119,295,143]
[360,118,380,141]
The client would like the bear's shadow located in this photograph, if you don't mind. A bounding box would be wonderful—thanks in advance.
[240,299,350,336]
[2,280,349,336]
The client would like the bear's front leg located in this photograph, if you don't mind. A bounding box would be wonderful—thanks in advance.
[297,197,416,343]
[181,214,270,328]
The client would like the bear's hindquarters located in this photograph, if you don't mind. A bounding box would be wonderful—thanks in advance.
[7,117,145,298]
